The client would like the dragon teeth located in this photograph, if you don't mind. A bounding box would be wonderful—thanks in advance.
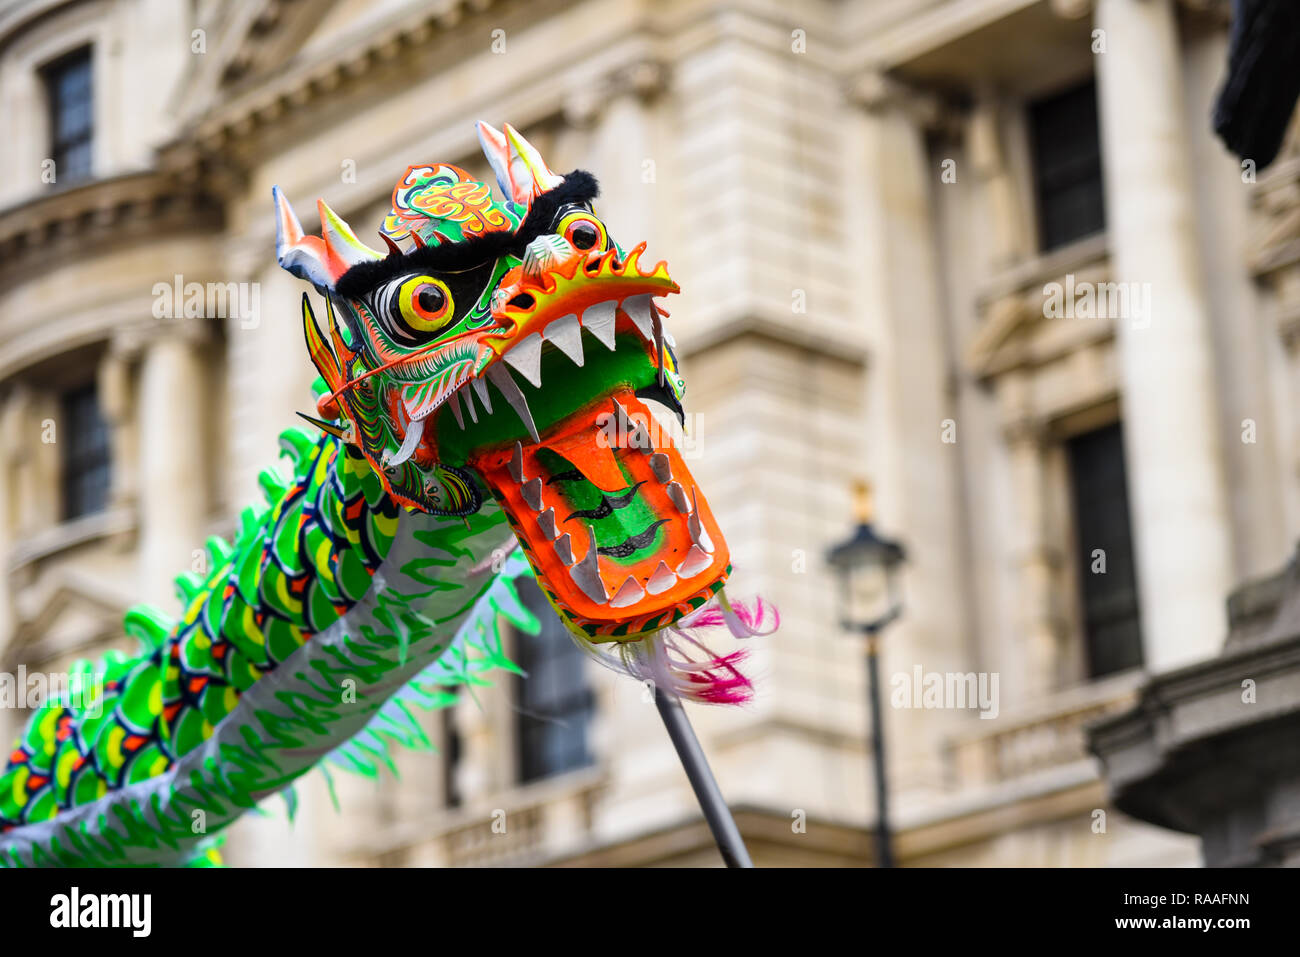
[613,399,652,452]
[649,452,671,483]
[538,507,558,540]
[610,575,645,608]
[545,314,584,366]
[646,561,677,596]
[522,477,543,511]
[503,332,544,388]
[471,375,494,415]
[688,486,714,553]
[569,526,608,603]
[554,532,573,565]
[508,441,524,483]
[487,365,541,443]
[666,481,689,514]
[581,301,617,350]
[449,390,466,431]
[623,294,655,342]
[460,385,478,423]
[384,415,425,468]
[676,545,712,579]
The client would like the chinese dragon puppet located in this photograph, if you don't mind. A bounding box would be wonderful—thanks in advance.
[0,123,775,867]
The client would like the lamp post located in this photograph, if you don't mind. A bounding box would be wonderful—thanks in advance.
[826,480,906,868]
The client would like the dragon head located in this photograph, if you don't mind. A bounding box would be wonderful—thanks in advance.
[273,122,730,643]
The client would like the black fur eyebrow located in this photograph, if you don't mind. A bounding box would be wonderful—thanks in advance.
[334,170,600,300]
[509,169,599,250]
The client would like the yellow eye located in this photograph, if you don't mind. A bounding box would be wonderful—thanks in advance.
[393,275,454,335]
[556,210,607,252]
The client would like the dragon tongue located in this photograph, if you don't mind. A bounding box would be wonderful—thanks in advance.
[543,421,626,492]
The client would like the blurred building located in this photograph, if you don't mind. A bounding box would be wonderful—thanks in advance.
[0,0,1285,866]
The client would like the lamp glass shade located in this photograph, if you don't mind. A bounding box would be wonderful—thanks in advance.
[838,558,899,631]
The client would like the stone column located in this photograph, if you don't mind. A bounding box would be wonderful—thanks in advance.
[968,89,1031,273]
[1094,0,1234,670]
[136,327,208,609]
[1006,417,1062,701]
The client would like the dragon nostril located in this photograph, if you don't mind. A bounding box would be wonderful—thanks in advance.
[507,293,535,309]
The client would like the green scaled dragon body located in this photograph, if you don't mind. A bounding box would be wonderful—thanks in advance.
[1,122,771,867]
[1,417,535,866]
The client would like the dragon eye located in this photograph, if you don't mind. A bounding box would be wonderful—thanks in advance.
[556,211,607,252]
[391,275,453,337]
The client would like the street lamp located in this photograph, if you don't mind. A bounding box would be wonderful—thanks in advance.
[826,480,906,868]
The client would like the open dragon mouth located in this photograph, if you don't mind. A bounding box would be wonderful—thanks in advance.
[427,247,730,641]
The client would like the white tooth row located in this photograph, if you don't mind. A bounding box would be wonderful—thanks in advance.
[443,296,665,445]
[499,294,663,391]
[442,365,541,444]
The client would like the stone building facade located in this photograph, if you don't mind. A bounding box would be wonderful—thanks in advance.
[0,0,1284,866]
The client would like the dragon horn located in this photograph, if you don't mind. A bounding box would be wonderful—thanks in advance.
[317,199,383,276]
[274,186,336,291]
[476,120,564,205]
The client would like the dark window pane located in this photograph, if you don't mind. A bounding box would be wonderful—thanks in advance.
[61,384,111,520]
[1029,80,1106,251]
[515,580,594,783]
[44,47,94,185]
[443,703,462,808]
[1067,422,1144,678]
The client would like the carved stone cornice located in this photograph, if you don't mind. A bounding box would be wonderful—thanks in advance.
[166,0,520,190]
[845,69,966,139]
[0,171,223,286]
[563,58,671,128]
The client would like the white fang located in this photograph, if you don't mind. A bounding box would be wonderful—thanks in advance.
[503,332,544,388]
[676,545,712,579]
[610,575,645,608]
[569,525,608,603]
[581,301,617,350]
[646,561,677,595]
[555,533,573,565]
[522,477,543,511]
[487,365,541,443]
[385,415,425,468]
[449,390,466,430]
[623,294,655,342]
[545,314,584,366]
[471,375,494,415]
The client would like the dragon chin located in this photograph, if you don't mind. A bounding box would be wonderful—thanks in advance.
[414,250,731,643]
